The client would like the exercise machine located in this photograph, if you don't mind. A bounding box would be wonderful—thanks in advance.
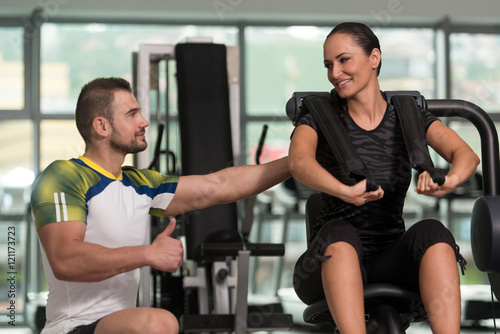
[285,91,500,333]
[132,42,292,333]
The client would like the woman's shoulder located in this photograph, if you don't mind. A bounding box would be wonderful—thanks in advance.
[296,113,318,133]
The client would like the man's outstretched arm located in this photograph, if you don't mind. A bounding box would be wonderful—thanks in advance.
[164,156,290,217]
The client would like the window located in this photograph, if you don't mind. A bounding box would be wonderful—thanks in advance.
[244,26,331,165]
[245,26,332,116]
[374,28,436,98]
[41,23,238,114]
[0,26,24,110]
[450,32,500,112]
[0,120,32,322]
[39,120,87,170]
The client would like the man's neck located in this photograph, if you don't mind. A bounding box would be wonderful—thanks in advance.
[83,147,126,179]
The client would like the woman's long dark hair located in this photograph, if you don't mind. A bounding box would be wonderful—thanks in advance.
[326,22,382,115]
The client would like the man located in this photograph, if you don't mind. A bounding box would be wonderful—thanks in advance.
[31,77,290,334]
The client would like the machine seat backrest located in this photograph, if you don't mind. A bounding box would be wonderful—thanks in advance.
[305,193,322,248]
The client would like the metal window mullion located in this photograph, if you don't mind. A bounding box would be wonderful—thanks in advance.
[26,8,43,176]
[238,23,247,166]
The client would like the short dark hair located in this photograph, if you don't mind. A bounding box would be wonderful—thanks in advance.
[326,22,382,76]
[75,77,132,143]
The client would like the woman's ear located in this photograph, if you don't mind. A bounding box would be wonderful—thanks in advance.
[370,48,381,71]
[92,117,111,138]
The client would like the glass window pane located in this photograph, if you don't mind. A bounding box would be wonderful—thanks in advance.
[40,23,238,114]
[40,120,85,170]
[0,120,33,191]
[450,33,500,112]
[40,120,136,171]
[245,26,332,116]
[374,28,436,98]
[0,26,24,110]
[245,27,436,117]
[0,121,33,317]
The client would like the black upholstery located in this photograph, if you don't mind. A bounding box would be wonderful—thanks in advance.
[176,43,239,261]
[304,193,321,247]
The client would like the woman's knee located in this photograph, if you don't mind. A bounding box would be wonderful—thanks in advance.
[293,220,361,304]
[424,241,456,258]
[316,220,361,251]
[408,219,455,245]
[409,218,446,231]
[323,241,359,257]
[408,219,458,266]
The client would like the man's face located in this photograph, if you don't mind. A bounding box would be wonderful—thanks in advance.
[109,90,149,154]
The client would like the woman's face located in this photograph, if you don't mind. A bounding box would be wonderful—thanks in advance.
[323,33,380,99]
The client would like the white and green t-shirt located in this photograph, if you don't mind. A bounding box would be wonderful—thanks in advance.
[31,156,178,334]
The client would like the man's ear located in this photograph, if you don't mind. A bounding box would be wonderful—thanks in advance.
[92,117,111,138]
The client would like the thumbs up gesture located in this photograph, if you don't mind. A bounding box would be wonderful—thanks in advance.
[148,218,184,272]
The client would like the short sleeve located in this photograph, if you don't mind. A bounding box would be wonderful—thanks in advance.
[31,161,90,229]
[290,113,320,140]
[421,107,440,132]
[122,167,179,217]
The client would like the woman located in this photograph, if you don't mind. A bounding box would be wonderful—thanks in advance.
[289,22,479,334]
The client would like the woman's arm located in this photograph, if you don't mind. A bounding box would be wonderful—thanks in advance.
[289,124,383,206]
[416,120,480,197]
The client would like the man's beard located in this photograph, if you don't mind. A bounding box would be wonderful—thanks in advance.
[110,130,147,154]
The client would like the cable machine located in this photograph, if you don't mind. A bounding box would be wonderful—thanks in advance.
[132,42,291,333]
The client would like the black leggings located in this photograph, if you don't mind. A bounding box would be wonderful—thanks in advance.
[292,218,462,305]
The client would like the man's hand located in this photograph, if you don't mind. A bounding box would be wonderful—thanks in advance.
[148,218,184,272]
